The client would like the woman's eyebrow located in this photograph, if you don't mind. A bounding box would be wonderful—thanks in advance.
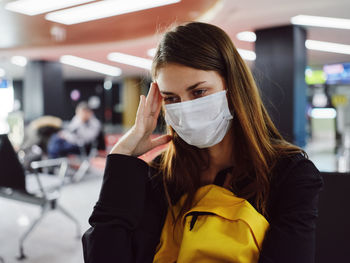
[186,81,206,91]
[160,81,207,95]
[160,91,174,95]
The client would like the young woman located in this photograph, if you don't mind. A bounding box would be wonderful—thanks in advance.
[82,22,323,263]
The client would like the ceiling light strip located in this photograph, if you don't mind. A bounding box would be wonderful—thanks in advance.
[46,0,181,25]
[60,55,122,76]
[306,40,350,55]
[5,0,95,16]
[107,52,153,70]
[236,31,256,42]
[291,15,350,30]
[237,49,256,61]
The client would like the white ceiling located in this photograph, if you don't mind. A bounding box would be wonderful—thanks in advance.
[0,0,350,80]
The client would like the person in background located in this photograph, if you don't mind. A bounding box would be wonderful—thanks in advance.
[19,115,62,168]
[21,115,62,152]
[47,102,101,158]
[82,22,323,263]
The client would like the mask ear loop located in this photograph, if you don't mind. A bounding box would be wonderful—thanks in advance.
[225,88,235,119]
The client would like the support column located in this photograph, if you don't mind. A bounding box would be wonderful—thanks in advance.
[122,78,141,128]
[254,25,307,147]
[23,60,64,121]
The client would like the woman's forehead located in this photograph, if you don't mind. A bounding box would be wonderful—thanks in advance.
[156,64,221,93]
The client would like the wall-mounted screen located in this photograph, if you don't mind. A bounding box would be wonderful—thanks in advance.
[324,63,350,85]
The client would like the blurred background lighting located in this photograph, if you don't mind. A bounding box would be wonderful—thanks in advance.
[305,67,326,85]
[0,79,14,134]
[0,68,5,77]
[45,0,181,25]
[107,52,153,70]
[60,55,122,76]
[323,64,344,74]
[291,15,350,30]
[147,48,156,57]
[88,96,101,109]
[236,31,256,42]
[312,93,328,108]
[306,40,350,55]
[311,108,337,119]
[11,56,27,67]
[5,0,95,16]
[70,89,81,101]
[237,49,256,61]
[103,80,112,90]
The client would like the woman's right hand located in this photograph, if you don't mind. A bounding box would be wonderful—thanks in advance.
[109,82,172,156]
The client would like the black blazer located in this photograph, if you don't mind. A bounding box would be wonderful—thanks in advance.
[82,153,323,263]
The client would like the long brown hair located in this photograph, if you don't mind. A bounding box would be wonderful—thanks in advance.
[151,22,304,220]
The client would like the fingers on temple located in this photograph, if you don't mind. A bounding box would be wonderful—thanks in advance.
[136,95,146,121]
[145,83,155,116]
[151,83,162,115]
[140,83,162,119]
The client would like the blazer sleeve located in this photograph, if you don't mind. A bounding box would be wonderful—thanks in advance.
[82,154,165,263]
[258,156,323,263]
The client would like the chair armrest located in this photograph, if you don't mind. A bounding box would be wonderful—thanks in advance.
[29,158,68,197]
[30,157,67,170]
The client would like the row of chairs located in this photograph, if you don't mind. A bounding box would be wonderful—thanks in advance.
[0,134,82,260]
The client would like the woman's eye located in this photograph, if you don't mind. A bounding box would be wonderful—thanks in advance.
[193,89,206,97]
[163,97,179,104]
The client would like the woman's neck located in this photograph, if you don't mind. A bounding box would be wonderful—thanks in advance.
[201,130,234,184]
[209,130,234,169]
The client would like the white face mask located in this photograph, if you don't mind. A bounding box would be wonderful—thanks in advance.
[164,90,233,148]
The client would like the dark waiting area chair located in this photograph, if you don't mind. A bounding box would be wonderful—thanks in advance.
[315,171,350,263]
[0,134,81,260]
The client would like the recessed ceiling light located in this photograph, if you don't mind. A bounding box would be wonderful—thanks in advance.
[5,0,94,16]
[237,49,256,61]
[103,80,113,90]
[291,15,350,30]
[45,0,181,25]
[107,52,153,70]
[236,31,256,42]
[306,40,350,55]
[11,56,27,67]
[60,55,122,76]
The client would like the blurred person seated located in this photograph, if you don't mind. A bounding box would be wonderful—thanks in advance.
[20,115,62,168]
[47,102,101,158]
[21,115,62,151]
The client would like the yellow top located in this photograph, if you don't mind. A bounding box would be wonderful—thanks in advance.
[153,184,269,263]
